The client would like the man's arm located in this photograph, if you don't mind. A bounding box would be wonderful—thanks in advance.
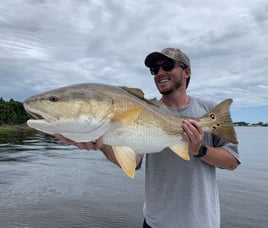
[55,134,142,169]
[199,146,238,170]
[182,119,239,170]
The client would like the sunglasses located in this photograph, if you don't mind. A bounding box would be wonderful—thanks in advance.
[149,60,187,75]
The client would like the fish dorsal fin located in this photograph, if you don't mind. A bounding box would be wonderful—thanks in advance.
[111,105,143,127]
[169,140,190,160]
[112,146,137,178]
[148,98,165,107]
[120,86,145,99]
[120,86,162,107]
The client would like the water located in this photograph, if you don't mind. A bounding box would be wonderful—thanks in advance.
[217,127,268,228]
[0,127,267,228]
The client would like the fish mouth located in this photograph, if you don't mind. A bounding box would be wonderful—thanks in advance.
[24,104,59,123]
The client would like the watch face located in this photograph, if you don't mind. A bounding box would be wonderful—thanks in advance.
[195,145,207,158]
[200,146,207,156]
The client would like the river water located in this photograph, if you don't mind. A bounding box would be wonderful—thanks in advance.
[0,127,267,228]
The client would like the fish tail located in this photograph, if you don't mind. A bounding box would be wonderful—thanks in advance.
[199,99,238,144]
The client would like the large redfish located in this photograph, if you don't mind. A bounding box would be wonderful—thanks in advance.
[23,83,238,178]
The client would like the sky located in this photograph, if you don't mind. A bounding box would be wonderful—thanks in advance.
[0,0,267,123]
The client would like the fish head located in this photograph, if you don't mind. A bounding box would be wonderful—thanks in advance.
[23,84,114,138]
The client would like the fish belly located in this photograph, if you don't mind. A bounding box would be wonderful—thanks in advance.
[103,124,181,154]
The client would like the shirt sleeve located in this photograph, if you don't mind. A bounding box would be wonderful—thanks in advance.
[212,134,241,164]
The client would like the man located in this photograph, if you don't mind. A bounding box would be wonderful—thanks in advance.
[56,48,240,228]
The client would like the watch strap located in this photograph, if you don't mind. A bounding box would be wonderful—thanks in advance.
[194,145,207,158]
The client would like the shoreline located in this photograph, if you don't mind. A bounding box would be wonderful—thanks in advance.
[0,124,35,133]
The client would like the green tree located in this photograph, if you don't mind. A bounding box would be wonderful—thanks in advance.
[0,98,29,125]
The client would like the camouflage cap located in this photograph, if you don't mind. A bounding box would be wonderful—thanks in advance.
[144,48,190,67]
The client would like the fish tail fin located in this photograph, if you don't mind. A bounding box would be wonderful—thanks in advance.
[199,99,238,144]
[112,146,137,178]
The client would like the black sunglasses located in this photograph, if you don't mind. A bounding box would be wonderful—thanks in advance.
[149,60,187,75]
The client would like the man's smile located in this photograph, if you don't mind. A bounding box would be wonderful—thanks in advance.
[156,77,171,84]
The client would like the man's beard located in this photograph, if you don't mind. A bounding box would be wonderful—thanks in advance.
[159,80,182,95]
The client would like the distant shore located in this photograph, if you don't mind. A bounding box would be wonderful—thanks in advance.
[0,124,35,133]
[233,122,268,127]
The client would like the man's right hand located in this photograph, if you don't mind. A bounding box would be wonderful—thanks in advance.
[55,134,104,150]
[54,134,143,171]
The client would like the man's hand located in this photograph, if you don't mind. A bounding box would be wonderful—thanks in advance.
[182,119,204,155]
[55,134,104,150]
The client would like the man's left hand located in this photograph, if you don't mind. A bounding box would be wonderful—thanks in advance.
[182,119,204,155]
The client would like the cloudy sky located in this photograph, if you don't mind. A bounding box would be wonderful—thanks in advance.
[0,0,267,123]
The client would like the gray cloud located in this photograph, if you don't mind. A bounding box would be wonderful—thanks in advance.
[0,0,267,121]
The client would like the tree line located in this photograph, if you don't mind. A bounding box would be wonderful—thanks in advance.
[234,121,268,126]
[0,97,29,125]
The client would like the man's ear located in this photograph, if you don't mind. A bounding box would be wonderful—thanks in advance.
[184,67,191,79]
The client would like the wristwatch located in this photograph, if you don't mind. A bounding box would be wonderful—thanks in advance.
[194,145,207,158]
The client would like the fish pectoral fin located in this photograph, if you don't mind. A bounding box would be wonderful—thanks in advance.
[112,146,137,178]
[111,105,143,127]
[169,141,190,161]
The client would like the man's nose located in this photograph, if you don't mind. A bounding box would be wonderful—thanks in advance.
[156,66,166,75]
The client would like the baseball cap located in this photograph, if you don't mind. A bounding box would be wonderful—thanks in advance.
[144,48,190,68]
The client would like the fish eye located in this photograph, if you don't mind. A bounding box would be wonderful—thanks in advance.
[49,95,59,102]
[210,113,215,119]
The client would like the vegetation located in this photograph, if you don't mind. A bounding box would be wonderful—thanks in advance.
[233,121,268,127]
[0,97,29,126]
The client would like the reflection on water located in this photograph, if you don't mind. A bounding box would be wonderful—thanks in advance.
[0,130,144,228]
[0,131,66,163]
[0,127,268,228]
[217,127,268,228]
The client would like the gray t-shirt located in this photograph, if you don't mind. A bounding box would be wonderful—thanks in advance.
[143,96,240,228]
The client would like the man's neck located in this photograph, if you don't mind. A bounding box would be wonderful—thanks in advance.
[161,91,190,110]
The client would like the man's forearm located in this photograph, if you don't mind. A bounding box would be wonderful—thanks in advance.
[201,146,239,170]
[100,144,121,167]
